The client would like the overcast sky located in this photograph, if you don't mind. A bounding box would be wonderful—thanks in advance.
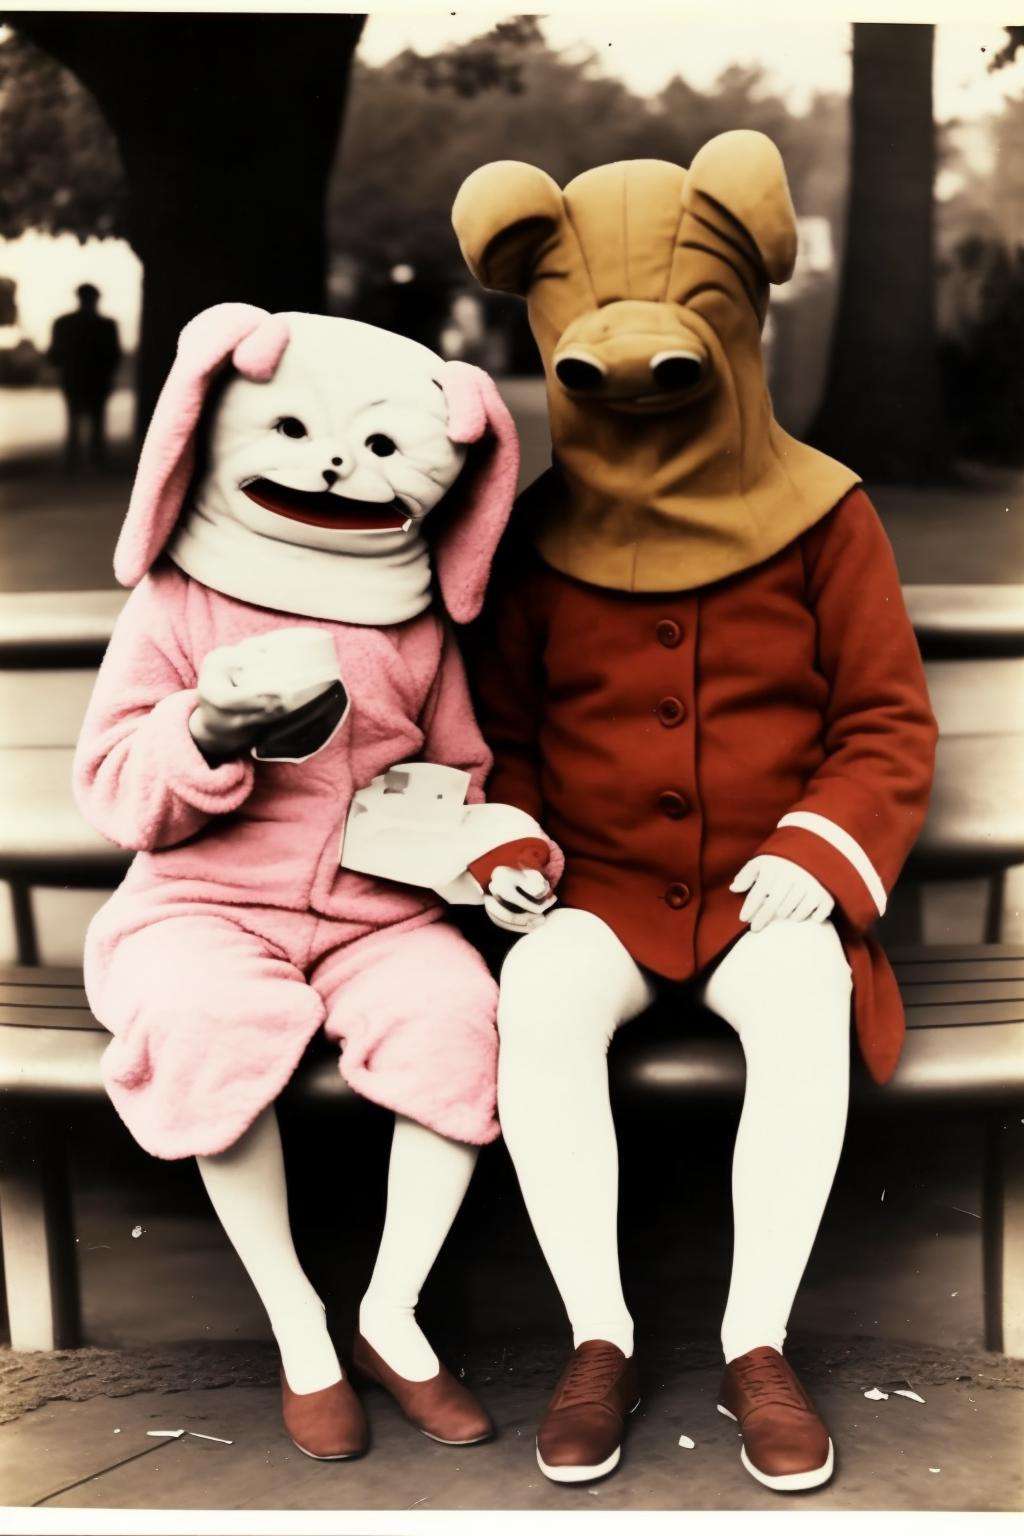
[360,11,1024,121]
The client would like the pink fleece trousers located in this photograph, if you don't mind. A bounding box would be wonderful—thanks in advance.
[84,895,499,1161]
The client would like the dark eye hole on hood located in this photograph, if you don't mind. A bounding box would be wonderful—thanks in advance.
[242,478,408,530]
[366,432,397,457]
[275,416,308,439]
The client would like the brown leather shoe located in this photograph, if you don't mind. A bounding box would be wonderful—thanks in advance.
[280,1369,369,1461]
[352,1332,494,1446]
[718,1346,834,1491]
[536,1340,640,1484]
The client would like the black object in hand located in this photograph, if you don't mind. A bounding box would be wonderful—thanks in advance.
[253,680,349,762]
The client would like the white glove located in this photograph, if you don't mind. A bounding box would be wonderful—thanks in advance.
[730,854,834,934]
[190,642,291,757]
[483,865,557,934]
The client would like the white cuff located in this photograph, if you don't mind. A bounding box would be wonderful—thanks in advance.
[777,810,887,916]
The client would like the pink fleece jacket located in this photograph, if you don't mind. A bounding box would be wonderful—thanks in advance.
[74,564,507,912]
[73,562,565,1158]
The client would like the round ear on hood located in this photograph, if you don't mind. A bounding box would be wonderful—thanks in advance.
[433,360,520,624]
[452,160,564,296]
[684,130,798,285]
[113,303,290,587]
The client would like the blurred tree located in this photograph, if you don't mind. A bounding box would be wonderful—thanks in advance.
[939,235,1024,464]
[1,12,364,431]
[392,14,543,95]
[0,12,849,414]
[328,29,846,290]
[0,277,17,326]
[809,23,950,481]
[991,26,1024,70]
[988,27,1024,249]
[0,30,126,241]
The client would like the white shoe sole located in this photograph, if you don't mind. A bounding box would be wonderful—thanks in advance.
[717,1404,835,1491]
[421,1427,494,1447]
[292,1441,363,1462]
[535,1396,640,1484]
[536,1442,621,1484]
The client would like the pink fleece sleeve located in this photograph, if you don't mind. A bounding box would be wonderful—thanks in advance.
[72,569,255,851]
[420,620,563,887]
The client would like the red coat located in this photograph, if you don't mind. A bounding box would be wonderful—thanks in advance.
[472,487,938,1084]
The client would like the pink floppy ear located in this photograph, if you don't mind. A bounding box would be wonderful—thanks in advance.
[113,303,290,587]
[433,361,520,624]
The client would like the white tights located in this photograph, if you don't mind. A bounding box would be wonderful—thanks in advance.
[497,908,852,1362]
[197,1108,477,1392]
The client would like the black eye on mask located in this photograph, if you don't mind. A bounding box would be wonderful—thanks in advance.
[275,416,308,439]
[366,432,397,457]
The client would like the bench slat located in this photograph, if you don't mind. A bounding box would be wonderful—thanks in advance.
[2,996,1021,1033]
[0,984,91,1009]
[899,980,1024,1004]
[0,965,91,987]
[903,999,1024,1027]
[0,747,130,877]
[3,1019,1021,1105]
[0,1008,105,1032]
[1,947,1022,1097]
[614,1021,1024,1103]
[888,943,1024,962]
[0,1027,107,1095]
[894,960,1024,984]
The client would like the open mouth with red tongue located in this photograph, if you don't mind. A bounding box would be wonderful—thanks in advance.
[242,478,410,531]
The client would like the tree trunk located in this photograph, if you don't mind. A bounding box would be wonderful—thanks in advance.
[15,13,364,434]
[809,23,949,481]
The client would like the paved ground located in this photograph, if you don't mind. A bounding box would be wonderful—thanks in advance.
[1,1105,1022,1512]
[4,1363,1020,1512]
[0,385,135,471]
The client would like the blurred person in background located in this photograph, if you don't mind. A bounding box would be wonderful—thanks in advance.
[47,281,121,470]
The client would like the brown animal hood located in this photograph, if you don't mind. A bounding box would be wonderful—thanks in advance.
[453,132,858,593]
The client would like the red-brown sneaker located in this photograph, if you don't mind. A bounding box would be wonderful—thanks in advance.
[536,1340,640,1484]
[717,1346,834,1492]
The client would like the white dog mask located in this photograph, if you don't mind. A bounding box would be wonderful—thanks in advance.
[114,305,520,626]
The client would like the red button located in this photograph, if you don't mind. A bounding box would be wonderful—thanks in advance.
[658,790,690,819]
[656,618,683,648]
[656,696,686,727]
[664,882,691,909]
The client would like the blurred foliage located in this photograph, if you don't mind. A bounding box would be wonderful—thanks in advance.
[0,27,126,240]
[3,12,1019,287]
[991,25,1024,70]
[328,21,849,284]
[392,14,543,95]
[939,57,1024,463]
[0,12,847,282]
[939,234,1024,463]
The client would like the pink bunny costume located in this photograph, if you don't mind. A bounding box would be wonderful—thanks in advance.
[74,303,540,1160]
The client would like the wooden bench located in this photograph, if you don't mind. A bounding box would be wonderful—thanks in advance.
[2,731,1022,964]
[0,584,1021,1357]
[1,951,1022,1357]
[3,585,1019,666]
[905,585,1024,659]
[0,590,126,668]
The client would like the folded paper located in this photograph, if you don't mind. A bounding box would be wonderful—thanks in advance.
[340,762,545,902]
